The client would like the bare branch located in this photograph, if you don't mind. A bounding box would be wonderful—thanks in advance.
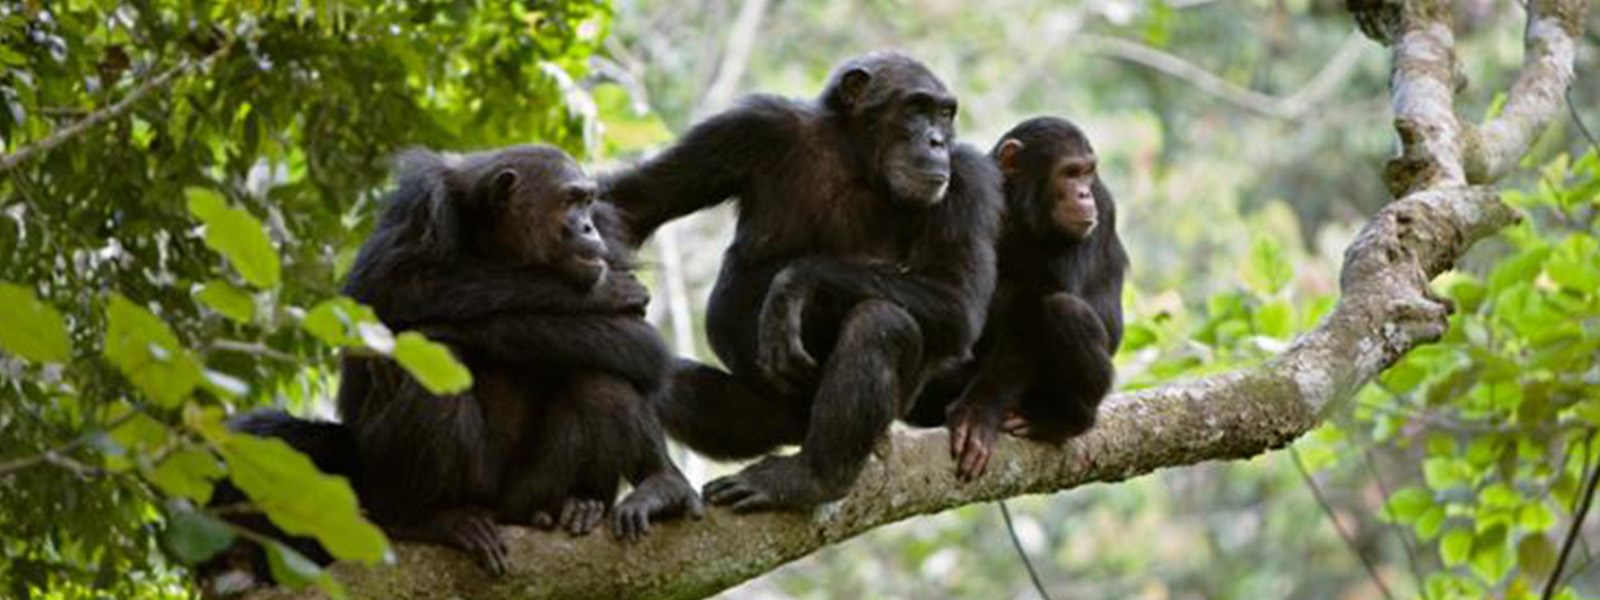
[0,43,231,173]
[1464,0,1590,183]
[1075,31,1370,120]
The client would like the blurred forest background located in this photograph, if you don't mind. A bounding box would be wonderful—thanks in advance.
[2,1,1599,599]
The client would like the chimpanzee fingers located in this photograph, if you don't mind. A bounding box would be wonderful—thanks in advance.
[958,440,991,481]
[730,489,776,513]
[949,420,969,459]
[704,475,755,506]
[684,492,707,520]
[458,517,506,577]
[577,500,606,535]
[1001,415,1029,435]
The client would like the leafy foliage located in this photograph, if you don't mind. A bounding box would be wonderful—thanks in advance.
[0,1,607,597]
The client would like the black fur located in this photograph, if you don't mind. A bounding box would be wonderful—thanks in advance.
[906,116,1129,480]
[604,52,1003,512]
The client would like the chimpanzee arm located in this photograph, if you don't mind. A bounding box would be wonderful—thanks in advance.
[417,315,670,394]
[601,96,800,245]
[760,146,1003,367]
[355,262,650,330]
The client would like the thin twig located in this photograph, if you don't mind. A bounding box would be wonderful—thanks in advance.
[0,411,139,478]
[1290,447,1396,600]
[998,501,1055,600]
[1364,449,1425,589]
[0,42,231,173]
[1075,29,1369,120]
[1545,430,1600,600]
[209,339,299,364]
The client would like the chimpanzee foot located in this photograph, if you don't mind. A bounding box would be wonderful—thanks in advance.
[544,499,604,534]
[386,508,508,577]
[612,469,706,542]
[702,454,848,513]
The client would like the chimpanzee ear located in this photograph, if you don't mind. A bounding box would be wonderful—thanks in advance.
[488,168,519,206]
[997,139,1025,176]
[837,67,872,109]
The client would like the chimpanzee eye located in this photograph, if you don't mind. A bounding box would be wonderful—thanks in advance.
[940,106,956,120]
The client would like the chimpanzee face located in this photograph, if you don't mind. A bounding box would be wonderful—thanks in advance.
[996,131,1100,242]
[1045,151,1099,240]
[826,54,960,207]
[878,86,957,207]
[481,147,609,288]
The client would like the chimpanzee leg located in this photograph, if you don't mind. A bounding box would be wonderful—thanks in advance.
[579,376,705,541]
[1018,292,1114,442]
[655,358,809,460]
[351,363,507,574]
[703,299,923,512]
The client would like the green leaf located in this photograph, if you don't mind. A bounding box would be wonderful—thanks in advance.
[1383,487,1434,523]
[196,280,256,323]
[1416,505,1448,540]
[392,332,473,395]
[1518,533,1557,579]
[206,429,389,564]
[1488,246,1550,293]
[164,507,236,564]
[186,187,282,289]
[1442,527,1473,566]
[1241,236,1293,297]
[264,540,347,599]
[301,297,381,348]
[148,448,225,504]
[1252,300,1294,339]
[1470,524,1511,582]
[1424,457,1470,490]
[103,294,203,407]
[1518,502,1556,532]
[1546,234,1600,293]
[0,282,72,363]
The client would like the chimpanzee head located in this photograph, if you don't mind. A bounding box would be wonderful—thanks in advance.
[992,117,1103,242]
[396,145,609,288]
[821,52,959,207]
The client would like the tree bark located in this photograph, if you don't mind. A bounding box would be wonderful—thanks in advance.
[247,0,1588,598]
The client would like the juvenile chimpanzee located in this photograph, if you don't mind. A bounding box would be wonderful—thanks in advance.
[603,52,1003,512]
[905,116,1129,480]
[227,145,700,578]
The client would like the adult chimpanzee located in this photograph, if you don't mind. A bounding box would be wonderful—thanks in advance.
[905,116,1129,480]
[231,145,700,578]
[603,52,1003,512]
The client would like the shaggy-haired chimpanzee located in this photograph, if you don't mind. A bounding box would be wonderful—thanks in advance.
[226,145,700,578]
[603,52,1003,512]
[905,116,1129,480]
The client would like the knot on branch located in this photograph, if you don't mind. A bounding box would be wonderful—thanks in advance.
[1348,0,1403,44]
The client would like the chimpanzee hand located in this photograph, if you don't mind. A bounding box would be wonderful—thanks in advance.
[598,269,651,317]
[757,268,817,393]
[947,398,1006,481]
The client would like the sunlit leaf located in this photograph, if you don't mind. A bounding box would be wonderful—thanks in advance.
[187,187,282,289]
[1241,236,1293,297]
[264,540,348,599]
[103,294,202,407]
[1441,528,1473,566]
[198,422,388,565]
[0,282,72,363]
[196,280,256,323]
[392,332,473,395]
[148,448,225,504]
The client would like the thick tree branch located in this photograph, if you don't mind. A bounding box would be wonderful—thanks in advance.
[245,0,1583,598]
[1463,0,1587,183]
